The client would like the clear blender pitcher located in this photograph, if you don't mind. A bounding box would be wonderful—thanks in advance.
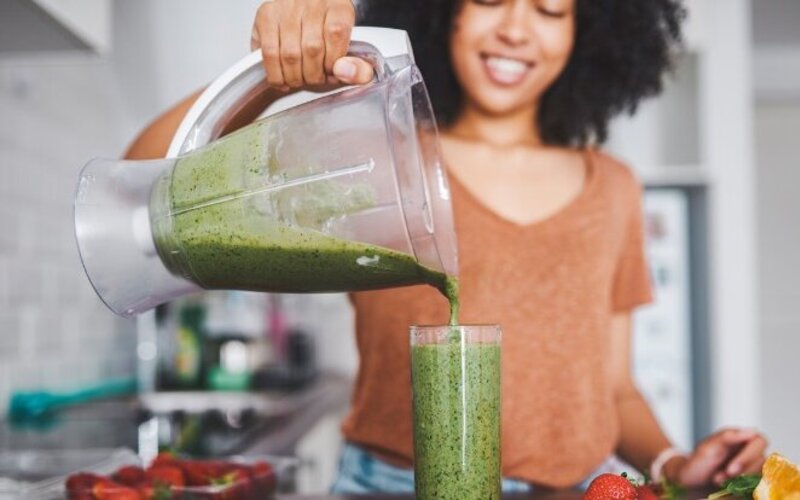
[74,27,458,318]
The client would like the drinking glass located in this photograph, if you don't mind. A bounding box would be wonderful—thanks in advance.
[410,324,501,500]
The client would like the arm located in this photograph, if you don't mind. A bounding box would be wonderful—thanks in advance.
[610,312,768,486]
[126,0,374,161]
[124,86,293,160]
[125,90,202,160]
[609,312,674,473]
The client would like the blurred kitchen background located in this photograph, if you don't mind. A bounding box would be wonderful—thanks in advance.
[0,0,798,493]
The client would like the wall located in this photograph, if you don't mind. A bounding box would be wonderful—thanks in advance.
[111,0,263,129]
[755,103,800,461]
[752,0,800,464]
[0,55,136,411]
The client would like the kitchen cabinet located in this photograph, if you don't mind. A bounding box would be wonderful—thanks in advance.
[0,0,111,54]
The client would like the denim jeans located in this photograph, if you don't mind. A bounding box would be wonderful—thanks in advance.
[330,443,535,494]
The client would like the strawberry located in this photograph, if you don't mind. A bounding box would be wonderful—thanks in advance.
[583,473,637,500]
[145,465,185,488]
[226,466,255,500]
[114,465,146,486]
[151,452,178,468]
[66,472,101,491]
[137,481,173,500]
[249,461,277,494]
[205,467,250,500]
[636,484,659,500]
[179,459,231,486]
[91,478,141,500]
[66,472,104,499]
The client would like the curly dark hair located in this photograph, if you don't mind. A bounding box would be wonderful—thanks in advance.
[358,0,685,147]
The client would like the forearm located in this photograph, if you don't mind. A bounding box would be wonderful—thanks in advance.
[615,386,676,474]
[124,85,304,160]
[125,89,204,160]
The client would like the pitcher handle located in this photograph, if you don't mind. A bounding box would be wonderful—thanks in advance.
[167,26,413,158]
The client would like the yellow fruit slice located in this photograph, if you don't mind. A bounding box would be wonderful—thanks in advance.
[754,453,800,500]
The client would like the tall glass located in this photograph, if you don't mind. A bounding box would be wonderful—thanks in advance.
[410,325,501,500]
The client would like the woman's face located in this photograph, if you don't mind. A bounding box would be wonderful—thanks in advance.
[450,0,576,117]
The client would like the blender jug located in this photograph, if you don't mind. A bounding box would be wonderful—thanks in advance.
[75,27,458,318]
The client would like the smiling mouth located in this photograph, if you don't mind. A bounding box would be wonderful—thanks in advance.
[481,54,535,86]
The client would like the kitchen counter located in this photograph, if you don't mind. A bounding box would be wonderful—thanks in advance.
[0,373,351,457]
[279,491,715,500]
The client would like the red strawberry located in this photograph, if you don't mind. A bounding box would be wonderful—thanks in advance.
[226,466,255,500]
[583,473,637,500]
[137,481,174,500]
[249,461,277,494]
[203,467,250,500]
[91,478,141,500]
[636,484,659,500]
[151,452,178,468]
[145,465,185,488]
[66,472,103,499]
[114,465,146,486]
[179,459,232,486]
[176,460,210,486]
[66,472,100,490]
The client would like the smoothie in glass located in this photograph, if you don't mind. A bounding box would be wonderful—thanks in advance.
[410,325,501,500]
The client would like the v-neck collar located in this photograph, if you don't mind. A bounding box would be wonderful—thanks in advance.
[446,149,598,231]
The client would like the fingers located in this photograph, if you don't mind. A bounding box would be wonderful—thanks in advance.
[333,56,375,84]
[279,12,304,88]
[251,25,260,51]
[323,2,355,75]
[253,0,364,89]
[725,435,768,476]
[301,7,327,85]
[704,430,767,485]
[254,3,286,89]
[718,428,757,445]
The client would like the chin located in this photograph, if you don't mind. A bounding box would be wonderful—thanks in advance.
[471,92,538,117]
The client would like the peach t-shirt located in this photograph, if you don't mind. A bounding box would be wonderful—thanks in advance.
[341,149,653,488]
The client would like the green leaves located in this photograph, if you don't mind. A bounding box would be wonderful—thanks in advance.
[707,474,762,499]
[660,477,686,500]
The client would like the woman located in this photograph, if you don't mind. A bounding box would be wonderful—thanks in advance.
[129,0,768,492]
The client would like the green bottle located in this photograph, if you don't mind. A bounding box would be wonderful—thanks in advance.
[174,303,205,388]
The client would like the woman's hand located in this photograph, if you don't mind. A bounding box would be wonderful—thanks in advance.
[664,428,768,487]
[250,0,374,89]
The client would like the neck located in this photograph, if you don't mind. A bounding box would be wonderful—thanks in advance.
[447,100,541,147]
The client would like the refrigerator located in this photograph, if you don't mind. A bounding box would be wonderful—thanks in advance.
[633,186,710,451]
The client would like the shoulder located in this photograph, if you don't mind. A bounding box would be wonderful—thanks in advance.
[587,148,644,202]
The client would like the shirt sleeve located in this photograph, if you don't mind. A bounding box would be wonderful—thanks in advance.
[611,184,654,312]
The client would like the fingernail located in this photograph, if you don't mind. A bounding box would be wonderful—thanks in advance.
[728,463,741,475]
[333,60,356,80]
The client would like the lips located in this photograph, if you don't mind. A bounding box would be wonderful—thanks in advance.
[482,55,534,86]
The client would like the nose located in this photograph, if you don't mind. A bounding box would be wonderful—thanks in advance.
[496,1,532,46]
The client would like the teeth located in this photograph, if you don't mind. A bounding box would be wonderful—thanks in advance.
[486,56,528,75]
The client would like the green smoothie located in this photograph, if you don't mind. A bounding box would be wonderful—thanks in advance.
[411,335,501,499]
[149,120,460,316]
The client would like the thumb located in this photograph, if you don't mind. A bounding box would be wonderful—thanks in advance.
[332,57,374,85]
